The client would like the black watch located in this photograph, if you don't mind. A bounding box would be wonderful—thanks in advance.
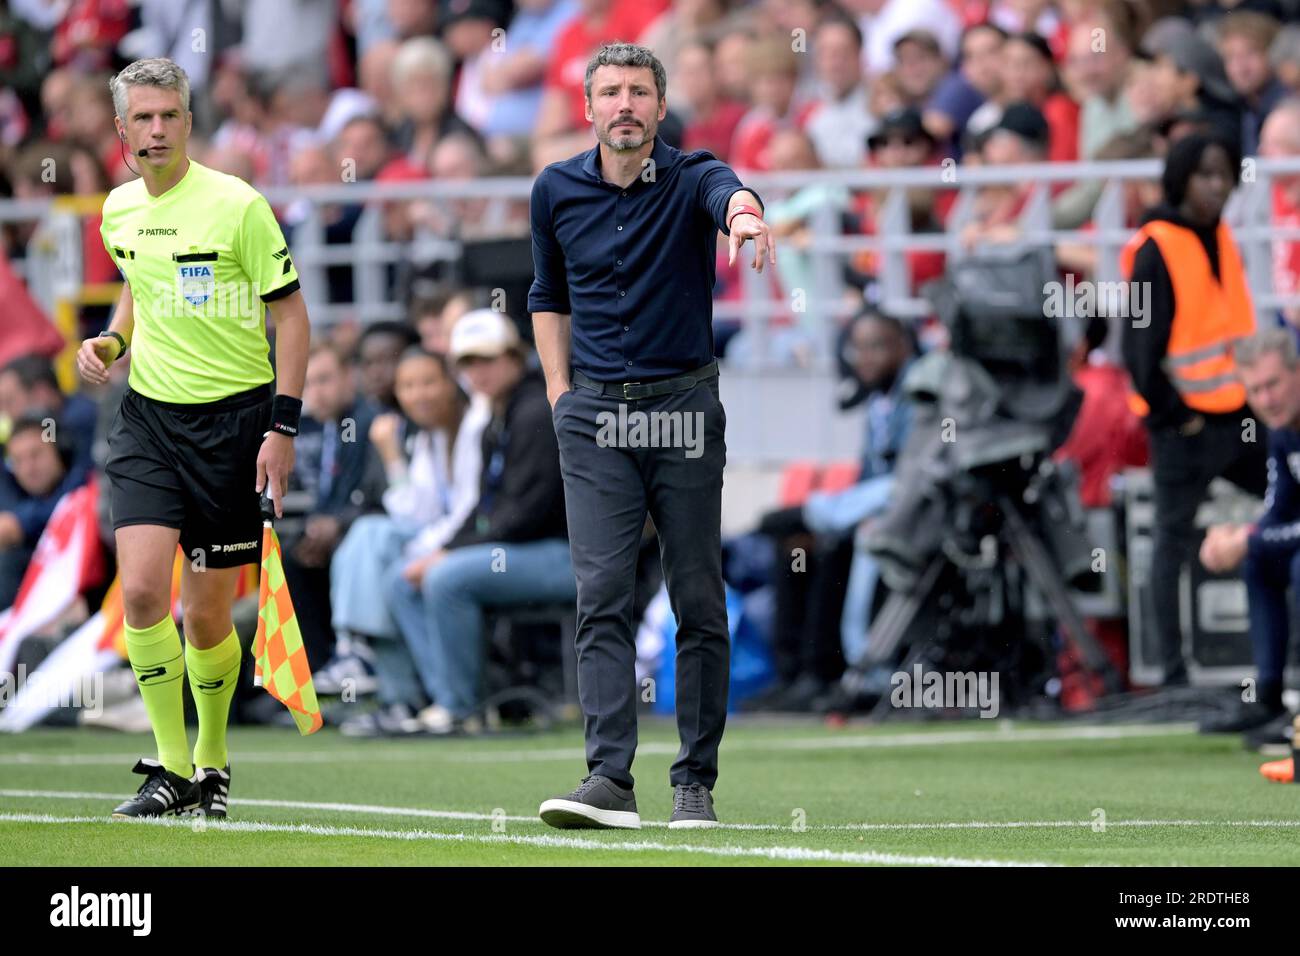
[99,330,126,360]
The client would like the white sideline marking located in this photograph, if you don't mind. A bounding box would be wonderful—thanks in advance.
[0,812,1052,867]
[0,722,1198,767]
[444,722,1201,763]
[3,790,1298,834]
[0,789,534,824]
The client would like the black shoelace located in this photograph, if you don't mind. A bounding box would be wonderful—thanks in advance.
[674,784,708,814]
[136,771,175,804]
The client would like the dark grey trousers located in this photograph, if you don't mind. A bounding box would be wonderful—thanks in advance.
[552,374,729,790]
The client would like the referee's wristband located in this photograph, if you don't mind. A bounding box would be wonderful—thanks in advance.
[269,395,302,437]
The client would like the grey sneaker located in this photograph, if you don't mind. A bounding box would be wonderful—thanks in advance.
[539,775,640,829]
[669,782,718,829]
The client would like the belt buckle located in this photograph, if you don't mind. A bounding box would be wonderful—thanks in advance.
[622,381,641,400]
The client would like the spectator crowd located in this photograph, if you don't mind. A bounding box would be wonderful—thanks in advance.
[3,0,1300,733]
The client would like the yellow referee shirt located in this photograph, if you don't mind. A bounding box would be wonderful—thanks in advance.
[100,159,300,403]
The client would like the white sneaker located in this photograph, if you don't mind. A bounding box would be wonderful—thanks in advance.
[340,703,424,738]
[314,654,378,696]
[416,703,456,734]
[416,703,485,736]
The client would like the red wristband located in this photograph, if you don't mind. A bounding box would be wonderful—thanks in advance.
[727,204,762,230]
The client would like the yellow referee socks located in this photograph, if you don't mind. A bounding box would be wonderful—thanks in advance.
[124,614,193,778]
[186,627,242,770]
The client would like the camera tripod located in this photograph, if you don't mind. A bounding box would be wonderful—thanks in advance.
[858,489,1124,718]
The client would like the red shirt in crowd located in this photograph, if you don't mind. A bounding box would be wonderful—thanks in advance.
[544,0,669,132]
[729,102,818,172]
[1054,362,1149,507]
[1272,183,1300,313]
[53,0,130,69]
[1042,91,1080,164]
[683,100,748,162]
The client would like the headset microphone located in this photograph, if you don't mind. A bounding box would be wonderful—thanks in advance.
[118,130,164,173]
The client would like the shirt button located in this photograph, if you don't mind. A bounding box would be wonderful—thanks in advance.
[617,225,623,231]
[623,326,629,331]
[622,191,628,197]
[626,360,633,366]
[616,259,622,265]
[619,291,626,297]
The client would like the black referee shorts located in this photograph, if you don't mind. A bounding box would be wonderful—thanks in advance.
[105,382,273,568]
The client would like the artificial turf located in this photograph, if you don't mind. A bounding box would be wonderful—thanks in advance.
[2,717,1297,866]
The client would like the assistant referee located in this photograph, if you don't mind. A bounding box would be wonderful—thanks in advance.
[75,58,310,821]
[532,43,773,830]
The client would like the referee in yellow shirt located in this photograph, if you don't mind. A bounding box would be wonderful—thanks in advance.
[75,58,310,821]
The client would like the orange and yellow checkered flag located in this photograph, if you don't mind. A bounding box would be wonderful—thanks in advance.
[252,516,322,735]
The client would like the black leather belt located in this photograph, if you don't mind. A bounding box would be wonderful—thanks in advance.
[572,360,719,400]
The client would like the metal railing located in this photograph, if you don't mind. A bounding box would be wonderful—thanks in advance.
[253,156,1300,353]
[10,156,1300,462]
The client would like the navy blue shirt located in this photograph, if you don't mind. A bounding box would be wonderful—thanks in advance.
[1250,426,1300,562]
[527,135,761,381]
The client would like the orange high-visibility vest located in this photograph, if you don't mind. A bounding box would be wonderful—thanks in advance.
[1119,219,1255,418]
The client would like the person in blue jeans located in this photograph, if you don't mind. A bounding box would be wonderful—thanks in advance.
[386,311,575,735]
[1200,328,1300,746]
[331,345,489,737]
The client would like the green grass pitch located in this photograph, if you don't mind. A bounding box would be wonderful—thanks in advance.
[2,718,1298,866]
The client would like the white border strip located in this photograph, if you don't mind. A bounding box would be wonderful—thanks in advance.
[0,812,1053,867]
[4,789,1298,834]
[0,722,1199,767]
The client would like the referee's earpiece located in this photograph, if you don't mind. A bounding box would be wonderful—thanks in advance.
[119,127,142,176]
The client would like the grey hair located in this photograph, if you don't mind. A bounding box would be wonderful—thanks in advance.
[110,58,191,121]
[1236,328,1299,369]
[584,42,667,102]
[391,36,452,87]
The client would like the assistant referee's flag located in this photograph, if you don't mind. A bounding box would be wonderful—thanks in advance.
[252,501,322,734]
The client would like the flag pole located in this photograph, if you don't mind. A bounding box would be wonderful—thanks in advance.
[251,490,323,734]
[252,492,274,689]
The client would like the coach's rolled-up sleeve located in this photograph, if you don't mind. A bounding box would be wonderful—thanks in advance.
[527,172,571,315]
[237,194,301,303]
[696,158,764,236]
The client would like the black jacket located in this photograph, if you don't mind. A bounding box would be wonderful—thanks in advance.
[448,370,566,548]
[1121,203,1243,431]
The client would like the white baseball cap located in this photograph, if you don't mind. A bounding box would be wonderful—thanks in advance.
[449,309,522,362]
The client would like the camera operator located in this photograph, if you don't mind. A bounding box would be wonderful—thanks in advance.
[1120,132,1267,686]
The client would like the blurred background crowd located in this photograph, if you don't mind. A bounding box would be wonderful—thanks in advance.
[3,0,1300,736]
[6,0,1300,317]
